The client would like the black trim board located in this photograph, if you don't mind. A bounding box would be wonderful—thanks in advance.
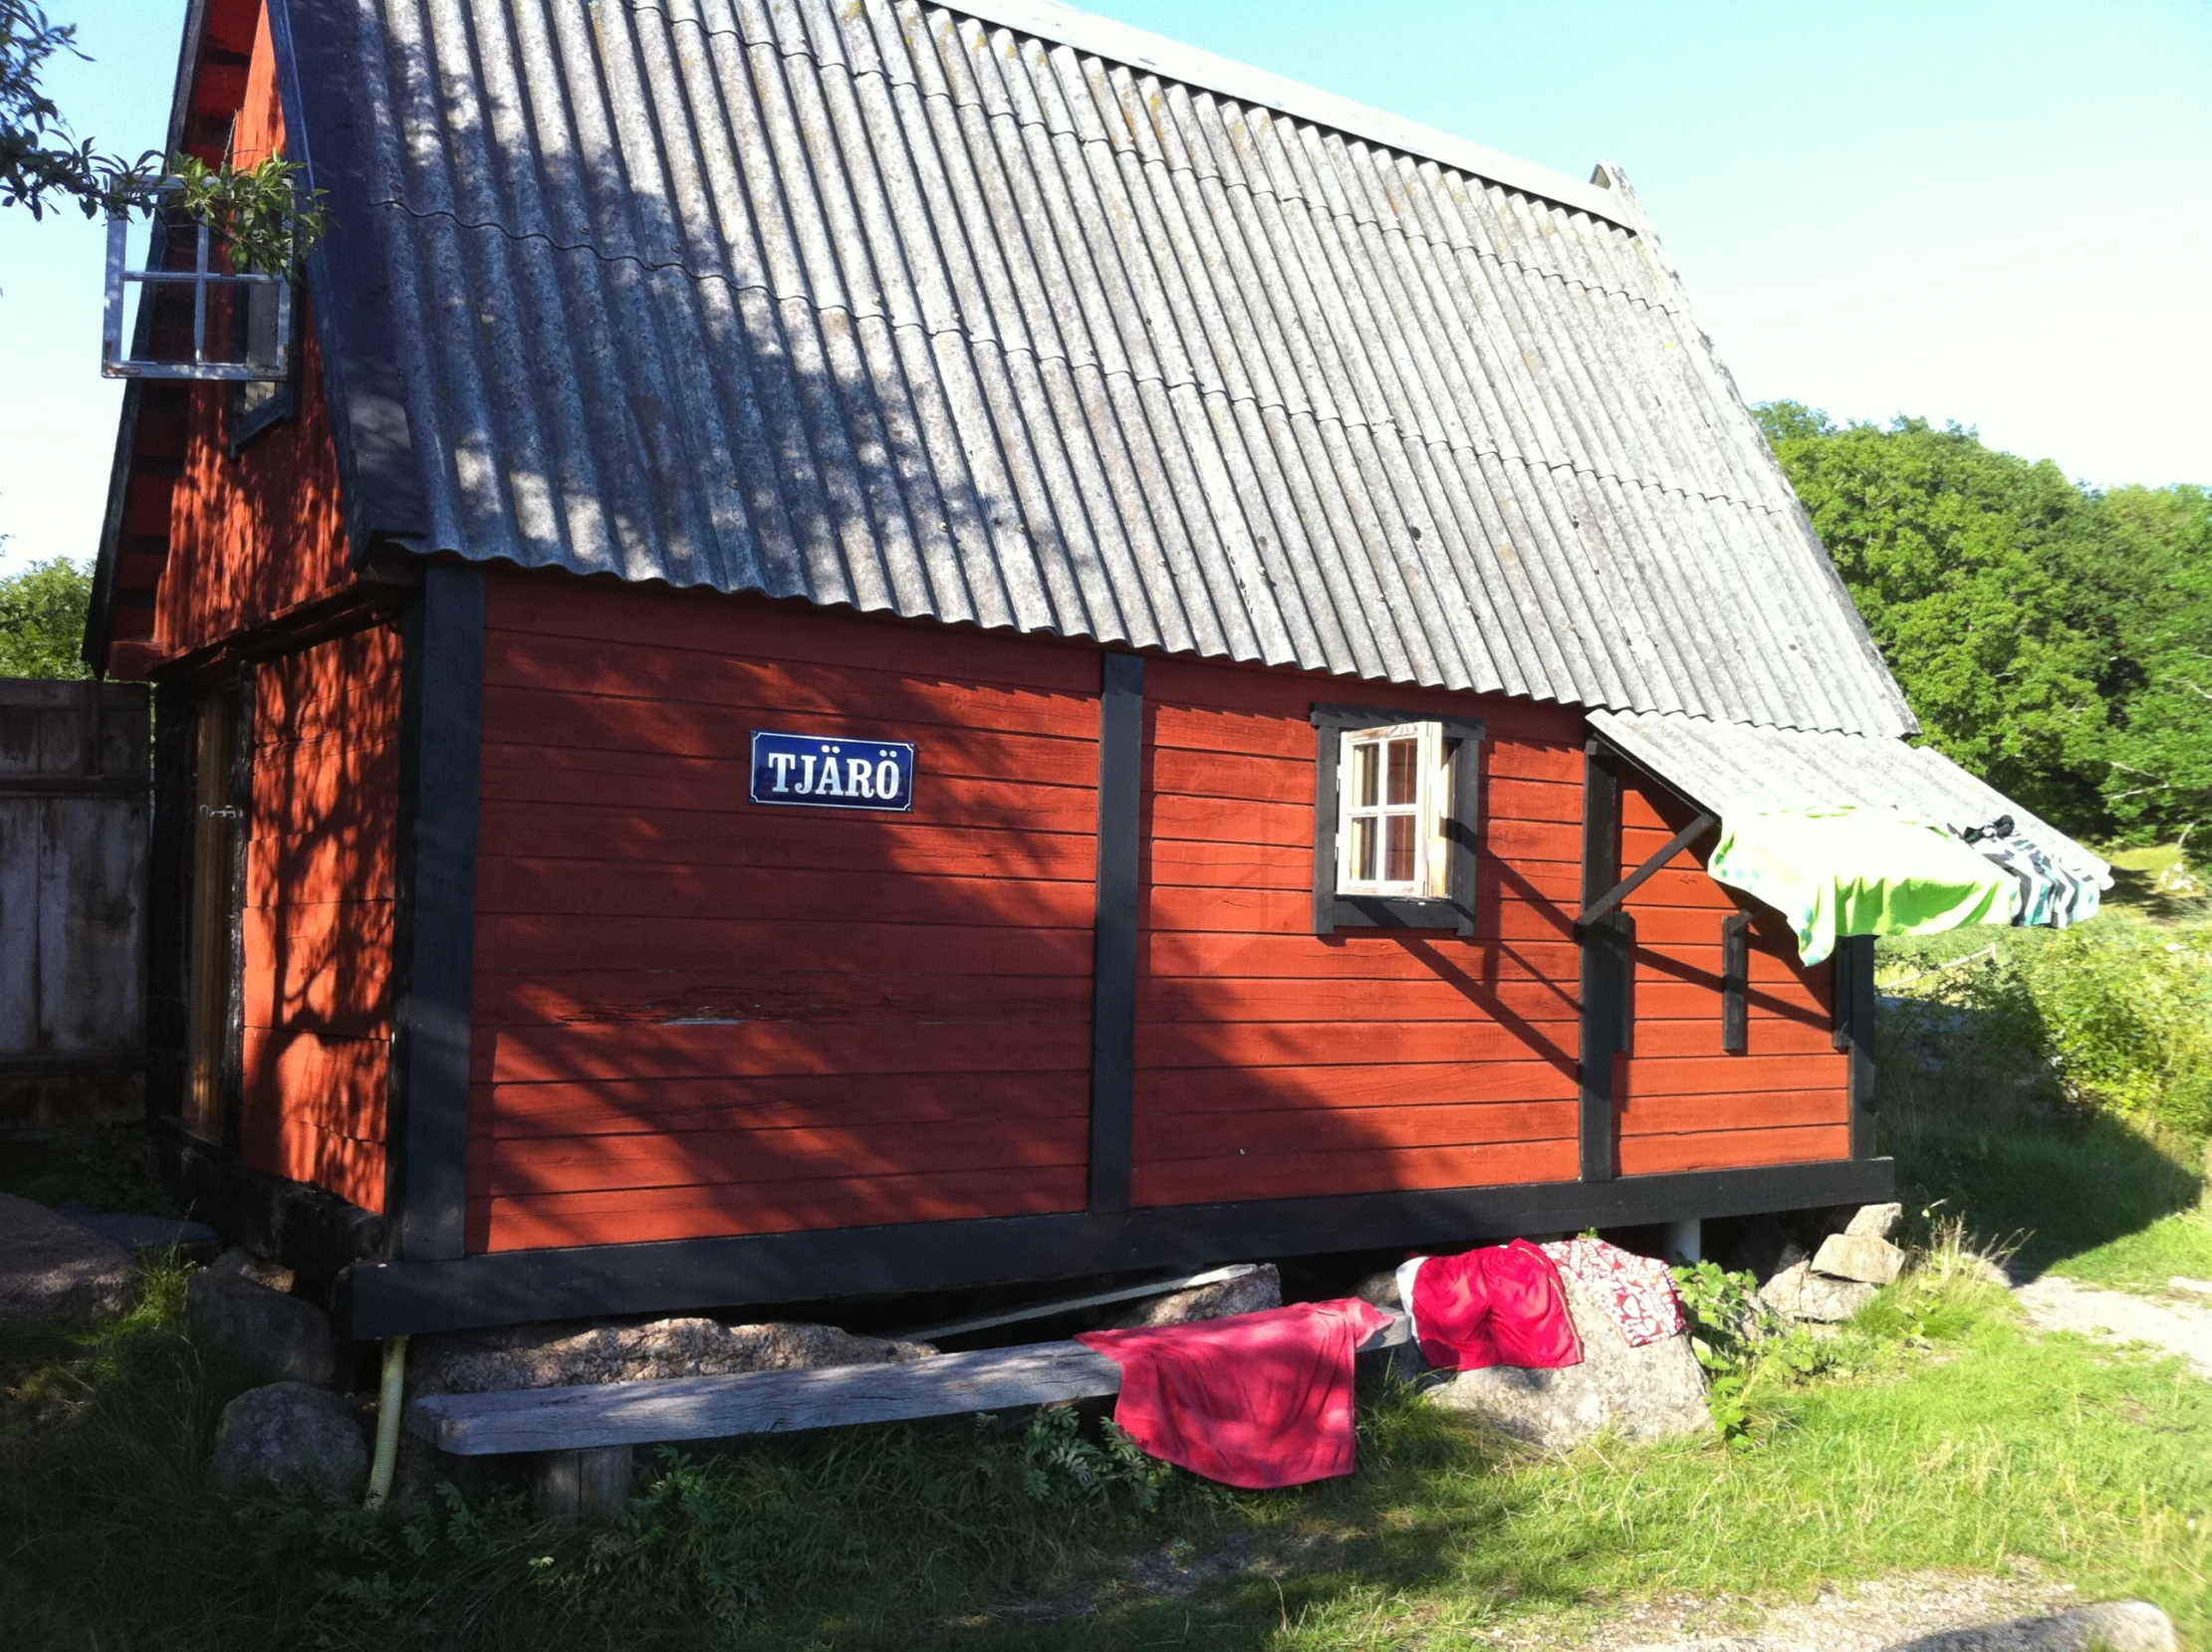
[1087,652,1144,1213]
[342,1157,1895,1338]
[388,564,487,1261]
[1833,934,1879,1158]
[271,0,429,558]
[1578,740,1626,1181]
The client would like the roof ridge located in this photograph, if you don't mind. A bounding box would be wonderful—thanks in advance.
[616,0,1633,230]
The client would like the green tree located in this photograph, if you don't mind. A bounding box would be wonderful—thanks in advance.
[0,556,93,677]
[4,5,324,269]
[1,2,150,219]
[1756,404,2211,859]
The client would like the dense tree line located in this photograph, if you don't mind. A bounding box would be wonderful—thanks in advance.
[1758,404,2210,862]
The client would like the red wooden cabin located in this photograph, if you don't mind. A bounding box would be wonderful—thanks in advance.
[90,0,2094,1338]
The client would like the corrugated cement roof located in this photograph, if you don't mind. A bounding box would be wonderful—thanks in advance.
[337,0,1915,736]
[1593,711,2111,883]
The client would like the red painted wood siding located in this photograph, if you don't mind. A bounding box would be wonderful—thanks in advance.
[237,625,401,1210]
[145,1,355,669]
[467,572,1103,1253]
[1133,656,1587,1206]
[1612,773,1849,1174]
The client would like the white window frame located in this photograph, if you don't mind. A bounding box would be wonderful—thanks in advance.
[103,190,295,382]
[1334,721,1450,899]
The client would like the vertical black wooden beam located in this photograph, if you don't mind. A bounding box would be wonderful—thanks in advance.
[1578,741,1624,1182]
[1832,933,1878,1158]
[1720,912,1751,1055]
[389,563,486,1262]
[1088,653,1145,1214]
[1310,722,1342,936]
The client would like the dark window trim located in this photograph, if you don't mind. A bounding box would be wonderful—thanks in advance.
[229,370,300,453]
[1309,704,1484,936]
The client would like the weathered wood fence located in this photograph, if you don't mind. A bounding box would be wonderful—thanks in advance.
[0,680,149,1127]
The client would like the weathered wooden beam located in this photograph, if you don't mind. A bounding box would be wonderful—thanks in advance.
[409,1316,1414,1458]
[532,1446,633,1524]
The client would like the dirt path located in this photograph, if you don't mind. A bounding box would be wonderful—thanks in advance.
[2013,1275,2212,1377]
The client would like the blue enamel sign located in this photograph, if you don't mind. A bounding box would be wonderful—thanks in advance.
[749,730,915,812]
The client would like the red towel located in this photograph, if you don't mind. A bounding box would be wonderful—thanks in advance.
[1408,1239,1583,1371]
[1075,1298,1392,1489]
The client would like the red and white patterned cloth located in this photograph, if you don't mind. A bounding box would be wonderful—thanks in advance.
[1540,1238,1688,1346]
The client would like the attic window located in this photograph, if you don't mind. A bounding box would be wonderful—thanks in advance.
[102,198,293,382]
[1310,705,1484,935]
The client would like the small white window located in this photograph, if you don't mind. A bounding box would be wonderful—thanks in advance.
[1336,722,1450,898]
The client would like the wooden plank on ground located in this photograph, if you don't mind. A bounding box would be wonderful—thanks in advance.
[407,1314,1411,1456]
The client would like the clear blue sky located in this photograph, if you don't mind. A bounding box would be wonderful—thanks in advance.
[3,0,2207,577]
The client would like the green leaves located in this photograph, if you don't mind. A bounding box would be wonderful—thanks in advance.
[1756,406,2212,859]
[1,1,159,221]
[0,556,91,678]
[168,152,329,275]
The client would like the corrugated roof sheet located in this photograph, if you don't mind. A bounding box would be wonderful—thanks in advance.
[1593,710,2110,884]
[336,0,1917,736]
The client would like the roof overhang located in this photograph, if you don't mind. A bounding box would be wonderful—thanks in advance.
[1591,709,2112,956]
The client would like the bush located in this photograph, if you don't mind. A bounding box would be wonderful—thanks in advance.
[2015,925,2212,1134]
[1881,919,2212,1137]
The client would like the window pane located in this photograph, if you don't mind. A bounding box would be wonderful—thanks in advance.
[1352,741,1377,809]
[1349,816,1375,881]
[1384,814,1415,883]
[1385,738,1418,806]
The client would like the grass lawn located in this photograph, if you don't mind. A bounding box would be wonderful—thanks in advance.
[3,1260,2206,1650]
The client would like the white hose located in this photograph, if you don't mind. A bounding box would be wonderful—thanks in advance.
[365,1334,407,1510]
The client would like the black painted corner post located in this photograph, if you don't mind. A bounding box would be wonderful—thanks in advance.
[389,562,487,1262]
[1088,653,1145,1214]
[1578,740,1625,1182]
[1833,934,1878,1158]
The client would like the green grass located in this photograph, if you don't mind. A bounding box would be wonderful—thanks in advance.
[5,1249,2209,1650]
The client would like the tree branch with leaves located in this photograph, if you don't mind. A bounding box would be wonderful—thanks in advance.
[3,1,325,272]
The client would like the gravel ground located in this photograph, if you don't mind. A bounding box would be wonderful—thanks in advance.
[1492,1569,2095,1651]
[2014,1275,2212,1378]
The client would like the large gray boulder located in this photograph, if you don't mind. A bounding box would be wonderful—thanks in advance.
[210,1380,368,1498]
[1814,1233,1906,1287]
[0,1192,134,1324]
[1421,1270,1712,1450]
[186,1269,343,1388]
[1112,1265,1281,1328]
[1846,1202,1905,1241]
[54,1200,217,1256]
[1761,1260,1879,1324]
[410,1315,937,1397]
